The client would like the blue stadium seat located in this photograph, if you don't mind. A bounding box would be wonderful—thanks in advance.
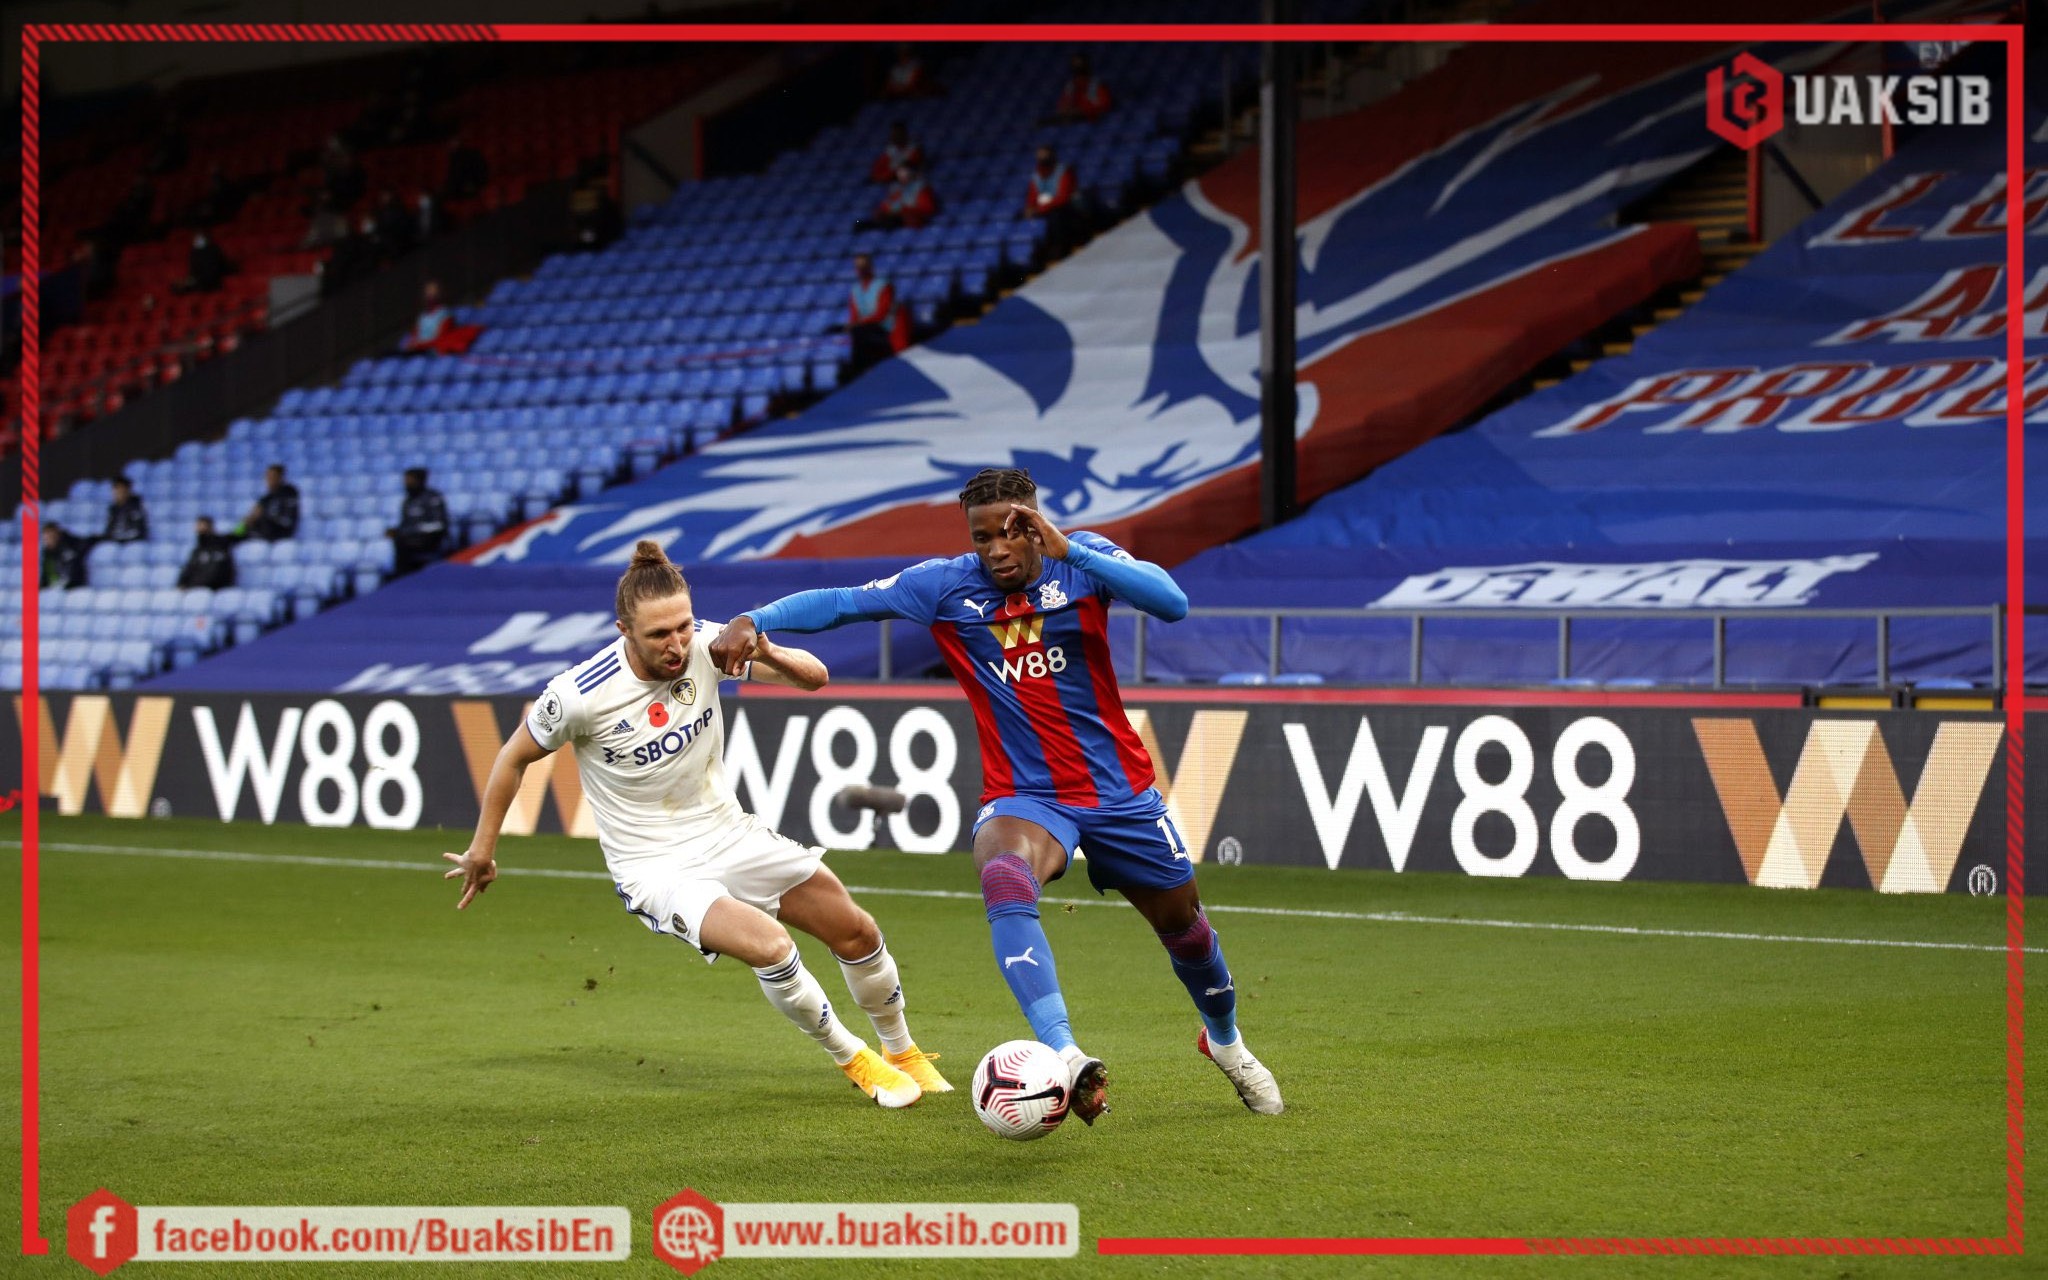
[109,641,156,685]
[691,399,734,435]
[84,639,121,679]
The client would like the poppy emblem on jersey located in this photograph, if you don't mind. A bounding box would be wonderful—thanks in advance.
[649,702,669,728]
[1037,581,1068,610]
[988,616,1046,650]
[671,677,697,706]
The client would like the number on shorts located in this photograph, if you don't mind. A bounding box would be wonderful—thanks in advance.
[1157,815,1188,861]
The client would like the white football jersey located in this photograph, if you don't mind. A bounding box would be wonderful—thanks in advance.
[525,622,752,870]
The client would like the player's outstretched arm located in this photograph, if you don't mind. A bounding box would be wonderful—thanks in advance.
[712,572,941,676]
[707,616,760,675]
[746,632,829,690]
[1006,504,1189,622]
[442,724,549,909]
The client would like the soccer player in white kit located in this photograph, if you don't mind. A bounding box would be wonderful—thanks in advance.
[443,540,951,1108]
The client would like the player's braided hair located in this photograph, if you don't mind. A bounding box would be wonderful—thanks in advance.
[958,467,1037,510]
[616,539,690,623]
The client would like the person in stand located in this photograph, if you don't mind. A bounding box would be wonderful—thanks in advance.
[881,43,934,99]
[174,231,230,295]
[871,121,926,183]
[1053,52,1113,123]
[319,217,376,297]
[373,189,419,259]
[441,133,490,202]
[845,254,897,375]
[402,281,454,353]
[177,516,237,590]
[414,191,444,242]
[41,522,91,590]
[571,185,624,251]
[1024,146,1083,259]
[865,165,938,232]
[102,475,149,544]
[76,234,120,301]
[388,467,450,576]
[302,193,352,250]
[238,463,300,541]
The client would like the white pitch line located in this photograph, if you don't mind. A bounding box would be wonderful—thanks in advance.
[17,839,2038,955]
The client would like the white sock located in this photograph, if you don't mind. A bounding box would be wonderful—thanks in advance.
[837,940,912,1055]
[1208,1032,1249,1069]
[1058,1044,1090,1071]
[753,947,864,1066]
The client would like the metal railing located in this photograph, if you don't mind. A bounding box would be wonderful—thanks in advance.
[872,605,2010,690]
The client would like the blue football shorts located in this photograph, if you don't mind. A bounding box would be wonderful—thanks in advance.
[972,786,1193,894]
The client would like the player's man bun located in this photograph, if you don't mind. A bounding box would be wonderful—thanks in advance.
[616,539,690,622]
[959,467,1037,510]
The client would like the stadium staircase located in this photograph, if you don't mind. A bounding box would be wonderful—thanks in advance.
[1529,151,1759,394]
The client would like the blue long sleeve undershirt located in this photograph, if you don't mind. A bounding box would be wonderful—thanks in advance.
[747,540,1188,633]
[1061,538,1188,621]
[747,586,883,634]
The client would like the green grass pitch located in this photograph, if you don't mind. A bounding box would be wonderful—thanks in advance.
[2,812,2036,1278]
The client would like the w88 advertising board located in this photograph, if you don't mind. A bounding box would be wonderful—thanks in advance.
[5,691,2024,896]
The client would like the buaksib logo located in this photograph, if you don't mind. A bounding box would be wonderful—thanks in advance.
[67,1188,138,1277]
[1705,52,1785,149]
[653,1188,723,1275]
[1706,51,1994,150]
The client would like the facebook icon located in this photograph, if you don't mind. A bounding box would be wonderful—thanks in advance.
[66,1188,137,1276]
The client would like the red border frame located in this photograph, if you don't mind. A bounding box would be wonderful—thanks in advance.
[14,18,2027,1262]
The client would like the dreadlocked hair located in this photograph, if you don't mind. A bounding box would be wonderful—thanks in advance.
[958,467,1037,510]
[616,539,690,623]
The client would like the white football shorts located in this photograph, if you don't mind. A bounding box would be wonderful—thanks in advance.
[609,817,823,963]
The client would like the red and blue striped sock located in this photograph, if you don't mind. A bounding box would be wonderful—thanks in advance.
[1158,910,1238,1045]
[980,852,1076,1053]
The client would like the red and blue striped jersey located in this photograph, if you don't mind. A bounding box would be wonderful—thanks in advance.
[840,532,1157,806]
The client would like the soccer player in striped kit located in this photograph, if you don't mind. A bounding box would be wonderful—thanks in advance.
[444,541,950,1109]
[711,468,1282,1122]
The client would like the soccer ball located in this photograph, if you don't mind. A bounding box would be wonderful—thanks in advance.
[971,1040,1071,1141]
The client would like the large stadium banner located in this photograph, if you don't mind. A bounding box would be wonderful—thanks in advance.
[1177,45,2046,686]
[7,690,2015,896]
[449,32,1776,573]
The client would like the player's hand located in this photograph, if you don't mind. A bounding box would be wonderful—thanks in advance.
[1004,504,1069,559]
[709,616,759,677]
[441,847,497,910]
